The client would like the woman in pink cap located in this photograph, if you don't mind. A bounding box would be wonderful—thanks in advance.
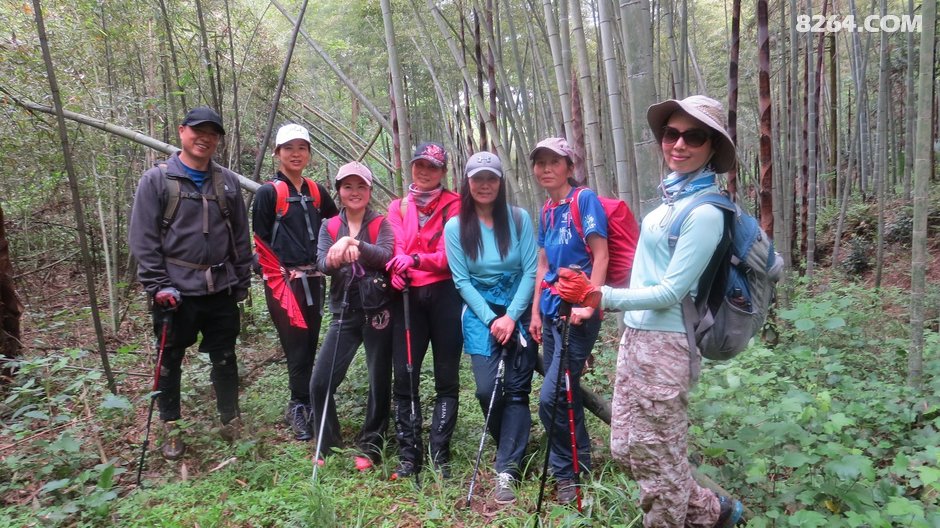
[309,161,394,470]
[555,95,745,527]
[529,136,609,505]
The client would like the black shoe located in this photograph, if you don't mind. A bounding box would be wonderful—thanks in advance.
[715,495,744,527]
[390,460,417,481]
[287,404,312,441]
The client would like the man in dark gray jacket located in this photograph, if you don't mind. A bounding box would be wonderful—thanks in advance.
[129,106,252,460]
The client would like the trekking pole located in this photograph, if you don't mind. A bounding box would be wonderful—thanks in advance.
[559,301,584,512]
[312,263,362,482]
[466,338,511,508]
[136,308,172,488]
[536,301,572,513]
[398,281,421,486]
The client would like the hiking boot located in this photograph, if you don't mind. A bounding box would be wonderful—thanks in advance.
[556,478,578,504]
[714,495,744,527]
[286,403,312,441]
[219,416,242,442]
[160,421,185,461]
[494,472,516,504]
[390,460,417,481]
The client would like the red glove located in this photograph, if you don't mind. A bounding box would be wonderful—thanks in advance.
[556,268,601,310]
[390,272,408,291]
[155,287,181,309]
[386,254,415,275]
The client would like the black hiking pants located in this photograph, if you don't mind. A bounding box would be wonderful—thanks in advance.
[391,280,462,471]
[153,292,240,424]
[264,275,323,405]
[309,305,393,462]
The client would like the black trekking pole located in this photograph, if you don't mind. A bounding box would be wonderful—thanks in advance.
[536,301,572,513]
[136,308,172,488]
[465,337,511,508]
[394,281,421,486]
[312,263,362,482]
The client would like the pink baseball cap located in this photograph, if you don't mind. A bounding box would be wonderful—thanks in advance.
[335,161,373,187]
[529,137,574,161]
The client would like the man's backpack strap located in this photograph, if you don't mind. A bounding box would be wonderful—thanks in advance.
[159,163,179,233]
[210,164,238,259]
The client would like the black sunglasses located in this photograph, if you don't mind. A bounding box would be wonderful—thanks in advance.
[661,126,711,148]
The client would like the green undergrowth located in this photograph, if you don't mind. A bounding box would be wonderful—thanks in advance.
[691,281,940,526]
[1,280,938,526]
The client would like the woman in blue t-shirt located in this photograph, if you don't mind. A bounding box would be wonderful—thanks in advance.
[444,151,538,505]
[528,137,609,505]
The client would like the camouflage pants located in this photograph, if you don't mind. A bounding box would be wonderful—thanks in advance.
[610,328,719,528]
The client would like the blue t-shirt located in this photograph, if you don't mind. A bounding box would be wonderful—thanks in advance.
[180,162,208,189]
[538,187,607,317]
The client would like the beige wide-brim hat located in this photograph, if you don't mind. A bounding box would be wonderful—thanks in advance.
[647,95,737,173]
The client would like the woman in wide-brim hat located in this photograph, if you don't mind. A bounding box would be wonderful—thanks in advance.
[555,95,745,526]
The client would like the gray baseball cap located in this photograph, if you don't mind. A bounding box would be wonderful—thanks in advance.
[464,151,503,178]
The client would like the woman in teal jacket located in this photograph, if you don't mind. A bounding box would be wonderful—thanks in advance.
[444,151,537,505]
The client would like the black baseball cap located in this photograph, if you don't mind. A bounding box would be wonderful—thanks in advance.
[181,106,225,135]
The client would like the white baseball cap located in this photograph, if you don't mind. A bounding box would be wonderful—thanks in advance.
[274,123,311,152]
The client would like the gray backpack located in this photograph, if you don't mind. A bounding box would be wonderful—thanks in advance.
[669,193,783,370]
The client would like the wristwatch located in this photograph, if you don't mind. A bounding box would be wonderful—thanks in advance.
[411,254,420,268]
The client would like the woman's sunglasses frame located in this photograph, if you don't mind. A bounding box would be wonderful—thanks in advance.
[661,126,711,148]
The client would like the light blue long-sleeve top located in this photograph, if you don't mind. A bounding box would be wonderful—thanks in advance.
[445,207,538,354]
[601,186,725,332]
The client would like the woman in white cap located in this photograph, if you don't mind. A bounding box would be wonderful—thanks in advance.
[529,136,609,505]
[252,123,339,441]
[443,151,538,504]
[309,161,394,470]
[555,95,745,527]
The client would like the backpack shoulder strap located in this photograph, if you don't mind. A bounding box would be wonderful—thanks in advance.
[303,178,321,210]
[667,192,735,252]
[540,198,552,230]
[568,187,587,243]
[210,165,231,219]
[210,164,237,258]
[368,214,385,243]
[271,180,290,217]
[326,215,342,241]
[510,206,523,239]
[159,163,180,232]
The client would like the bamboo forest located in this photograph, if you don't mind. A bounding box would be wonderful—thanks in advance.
[0,0,937,526]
